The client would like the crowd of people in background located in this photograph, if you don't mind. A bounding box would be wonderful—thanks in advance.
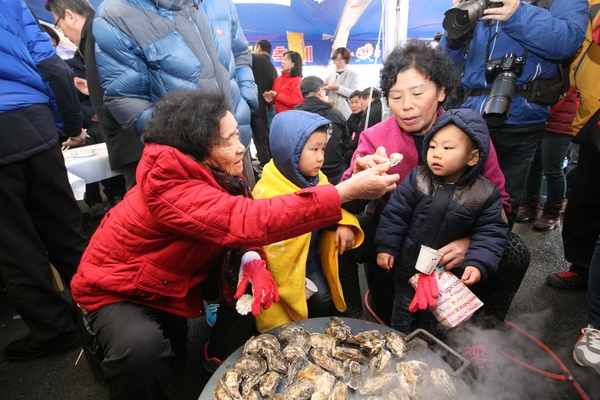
[1,0,600,399]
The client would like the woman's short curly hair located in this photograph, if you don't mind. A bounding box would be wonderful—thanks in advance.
[380,39,459,100]
[143,90,230,162]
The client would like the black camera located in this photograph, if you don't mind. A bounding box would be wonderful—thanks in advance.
[483,53,524,126]
[443,0,502,46]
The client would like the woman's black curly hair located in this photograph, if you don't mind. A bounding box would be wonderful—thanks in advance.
[143,90,230,162]
[380,39,459,101]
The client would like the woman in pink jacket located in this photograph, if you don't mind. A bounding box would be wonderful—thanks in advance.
[340,40,530,331]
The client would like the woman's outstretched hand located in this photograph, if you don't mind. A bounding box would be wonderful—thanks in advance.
[353,146,390,174]
[335,161,399,203]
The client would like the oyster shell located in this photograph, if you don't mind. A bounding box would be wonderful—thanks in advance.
[396,360,427,398]
[219,370,242,400]
[368,349,392,376]
[263,346,289,375]
[343,359,364,390]
[388,388,412,400]
[329,379,349,400]
[359,372,401,396]
[295,362,325,383]
[243,333,280,355]
[243,390,262,400]
[331,346,368,363]
[389,153,404,167]
[240,374,261,398]
[234,354,267,378]
[430,368,457,398]
[324,316,353,342]
[287,357,312,386]
[279,325,311,350]
[347,330,386,357]
[213,381,232,400]
[385,331,407,359]
[308,333,337,352]
[310,370,336,400]
[282,343,308,362]
[310,347,345,378]
[258,371,283,398]
[282,379,314,400]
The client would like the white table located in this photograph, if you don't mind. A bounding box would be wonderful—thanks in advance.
[63,143,121,200]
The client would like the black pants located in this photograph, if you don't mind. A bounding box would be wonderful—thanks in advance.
[250,114,270,166]
[562,144,600,269]
[87,302,188,400]
[0,133,87,342]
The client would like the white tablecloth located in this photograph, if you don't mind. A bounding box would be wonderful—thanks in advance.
[63,143,121,198]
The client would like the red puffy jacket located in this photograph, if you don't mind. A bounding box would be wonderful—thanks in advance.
[71,143,343,317]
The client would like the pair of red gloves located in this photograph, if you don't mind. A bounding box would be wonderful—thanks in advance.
[408,272,440,313]
[234,252,280,316]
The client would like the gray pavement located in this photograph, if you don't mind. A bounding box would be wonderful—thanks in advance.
[0,216,598,399]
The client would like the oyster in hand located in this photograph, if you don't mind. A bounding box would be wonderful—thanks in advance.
[389,152,404,166]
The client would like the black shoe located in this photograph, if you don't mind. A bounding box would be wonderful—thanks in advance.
[4,332,80,362]
[546,270,588,289]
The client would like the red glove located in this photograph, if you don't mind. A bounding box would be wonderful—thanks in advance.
[408,273,440,313]
[234,259,280,316]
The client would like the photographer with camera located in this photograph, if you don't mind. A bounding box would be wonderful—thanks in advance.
[439,0,588,228]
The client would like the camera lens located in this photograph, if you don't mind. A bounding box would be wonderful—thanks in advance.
[484,72,517,126]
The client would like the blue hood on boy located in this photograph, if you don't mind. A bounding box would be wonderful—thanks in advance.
[422,108,490,186]
[269,110,331,189]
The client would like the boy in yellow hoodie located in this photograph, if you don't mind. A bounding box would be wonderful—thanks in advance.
[253,110,364,332]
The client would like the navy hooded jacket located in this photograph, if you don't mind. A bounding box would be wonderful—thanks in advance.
[375,109,508,282]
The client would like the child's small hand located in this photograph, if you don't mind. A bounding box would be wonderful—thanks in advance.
[461,266,481,285]
[335,225,355,255]
[376,252,394,271]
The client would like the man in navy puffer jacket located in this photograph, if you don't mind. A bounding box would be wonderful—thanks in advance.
[93,0,258,184]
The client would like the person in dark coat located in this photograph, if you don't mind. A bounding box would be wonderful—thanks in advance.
[1,0,88,362]
[375,108,508,335]
[344,89,364,165]
[251,39,278,166]
[45,0,143,191]
[359,87,383,130]
[295,76,351,184]
[64,51,127,217]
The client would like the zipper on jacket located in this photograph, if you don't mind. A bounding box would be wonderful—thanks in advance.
[186,2,219,91]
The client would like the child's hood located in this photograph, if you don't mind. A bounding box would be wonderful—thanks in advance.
[422,108,490,184]
[269,110,331,188]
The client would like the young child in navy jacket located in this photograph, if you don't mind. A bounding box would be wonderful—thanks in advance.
[375,108,508,334]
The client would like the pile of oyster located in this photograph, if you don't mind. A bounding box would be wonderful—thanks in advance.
[213,317,458,399]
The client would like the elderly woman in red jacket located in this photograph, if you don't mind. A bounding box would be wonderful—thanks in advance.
[70,90,398,398]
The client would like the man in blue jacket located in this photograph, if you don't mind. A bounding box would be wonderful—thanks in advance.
[92,0,258,186]
[439,0,588,228]
[0,0,88,361]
